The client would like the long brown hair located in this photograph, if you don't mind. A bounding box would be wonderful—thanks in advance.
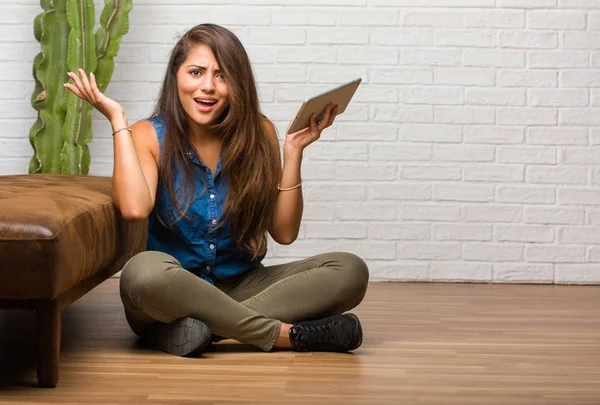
[153,24,280,259]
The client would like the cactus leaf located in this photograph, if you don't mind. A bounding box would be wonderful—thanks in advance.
[29,0,70,173]
[94,0,132,92]
[62,0,97,174]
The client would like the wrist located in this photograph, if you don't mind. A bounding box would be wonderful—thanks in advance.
[283,144,303,162]
[109,109,127,128]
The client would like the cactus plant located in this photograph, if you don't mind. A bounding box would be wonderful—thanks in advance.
[29,0,132,174]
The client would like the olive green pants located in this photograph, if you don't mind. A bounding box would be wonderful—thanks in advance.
[119,251,369,351]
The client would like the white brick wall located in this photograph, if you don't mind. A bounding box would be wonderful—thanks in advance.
[2,0,600,284]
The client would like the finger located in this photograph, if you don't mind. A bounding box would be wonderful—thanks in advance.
[77,68,94,100]
[309,113,319,137]
[67,71,90,100]
[89,72,101,99]
[326,104,338,127]
[319,104,334,130]
[63,83,86,99]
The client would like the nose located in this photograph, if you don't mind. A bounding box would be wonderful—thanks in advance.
[200,74,215,93]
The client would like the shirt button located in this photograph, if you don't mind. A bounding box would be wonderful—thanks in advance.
[210,244,215,249]
[210,194,215,199]
[211,219,217,225]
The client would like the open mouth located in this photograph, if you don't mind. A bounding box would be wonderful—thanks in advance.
[194,98,218,112]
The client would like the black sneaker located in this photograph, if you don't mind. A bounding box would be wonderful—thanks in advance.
[144,317,212,357]
[289,313,363,352]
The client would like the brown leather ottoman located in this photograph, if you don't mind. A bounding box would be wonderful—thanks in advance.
[0,174,147,387]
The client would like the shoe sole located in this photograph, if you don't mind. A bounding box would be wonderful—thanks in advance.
[346,313,363,351]
[149,317,212,357]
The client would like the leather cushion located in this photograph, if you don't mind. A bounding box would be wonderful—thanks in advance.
[0,174,147,299]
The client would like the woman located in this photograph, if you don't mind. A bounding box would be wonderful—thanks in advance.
[65,23,369,356]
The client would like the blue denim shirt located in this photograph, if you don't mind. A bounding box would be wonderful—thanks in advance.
[146,113,265,283]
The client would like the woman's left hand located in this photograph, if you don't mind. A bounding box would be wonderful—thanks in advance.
[284,103,338,156]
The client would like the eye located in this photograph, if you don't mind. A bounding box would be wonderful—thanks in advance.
[215,73,225,80]
[190,69,201,76]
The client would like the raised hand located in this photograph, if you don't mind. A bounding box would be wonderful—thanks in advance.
[64,68,124,122]
[284,103,338,155]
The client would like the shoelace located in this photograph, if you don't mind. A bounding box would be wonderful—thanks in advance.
[294,320,341,351]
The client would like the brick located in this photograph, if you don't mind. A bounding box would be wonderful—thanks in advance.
[307,28,368,45]
[434,223,492,241]
[560,70,600,87]
[528,166,588,184]
[464,49,525,68]
[276,47,336,63]
[529,51,589,68]
[399,124,462,143]
[338,47,399,65]
[556,265,600,284]
[527,10,586,29]
[498,146,557,164]
[369,183,431,201]
[371,29,433,46]
[495,224,555,243]
[434,30,496,47]
[435,68,495,86]
[369,223,430,240]
[465,88,525,106]
[526,246,585,263]
[463,205,523,223]
[435,106,495,124]
[306,223,367,239]
[300,163,335,180]
[463,243,523,261]
[336,241,397,260]
[371,68,433,85]
[339,10,398,26]
[334,163,397,180]
[560,188,600,205]
[403,11,464,28]
[499,31,558,49]
[524,207,585,225]
[498,69,558,87]
[498,185,556,204]
[433,184,495,202]
[337,123,398,141]
[465,10,526,28]
[433,145,495,162]
[430,262,493,281]
[401,204,461,221]
[464,126,524,144]
[499,0,557,7]
[464,165,524,182]
[528,89,589,107]
[369,262,428,282]
[336,202,397,220]
[494,264,554,283]
[272,9,336,25]
[497,107,557,125]
[304,183,366,201]
[401,48,462,67]
[560,226,600,243]
[371,143,431,161]
[373,105,433,123]
[527,127,588,145]
[560,108,600,125]
[402,165,462,181]
[397,242,461,260]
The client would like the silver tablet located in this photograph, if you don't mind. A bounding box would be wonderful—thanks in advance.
[286,78,362,134]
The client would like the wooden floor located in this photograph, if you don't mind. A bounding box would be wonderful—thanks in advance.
[0,280,599,405]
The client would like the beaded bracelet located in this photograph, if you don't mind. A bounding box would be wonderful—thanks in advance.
[112,127,132,137]
[277,181,302,191]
